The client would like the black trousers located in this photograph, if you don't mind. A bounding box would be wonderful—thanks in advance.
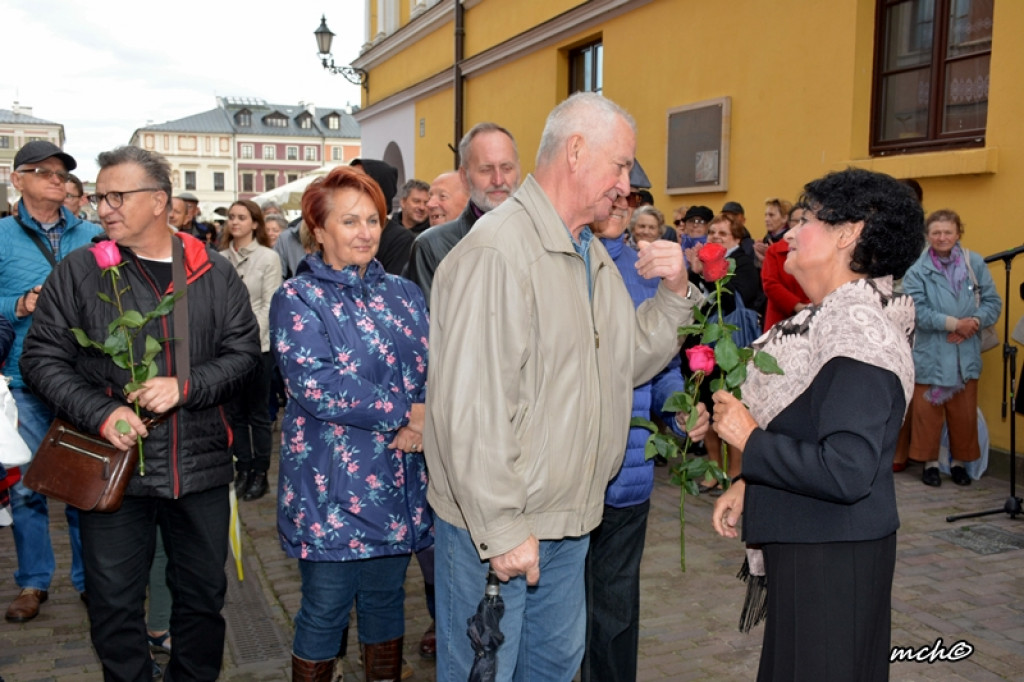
[758,533,897,682]
[581,500,650,682]
[80,486,230,682]
[228,351,274,473]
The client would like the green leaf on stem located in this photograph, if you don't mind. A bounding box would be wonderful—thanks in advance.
[630,416,658,433]
[725,363,748,389]
[115,419,131,435]
[715,336,741,372]
[71,327,103,350]
[117,310,146,329]
[96,291,114,305]
[662,392,694,413]
[753,350,784,375]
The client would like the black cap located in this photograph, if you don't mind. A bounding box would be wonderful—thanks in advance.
[721,201,744,215]
[629,159,651,189]
[683,205,714,222]
[14,140,77,171]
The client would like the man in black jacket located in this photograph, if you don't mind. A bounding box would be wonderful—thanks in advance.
[21,145,260,682]
[405,122,521,305]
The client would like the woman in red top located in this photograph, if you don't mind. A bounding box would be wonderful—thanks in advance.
[761,206,811,330]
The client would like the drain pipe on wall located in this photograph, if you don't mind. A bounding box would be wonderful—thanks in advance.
[453,0,465,167]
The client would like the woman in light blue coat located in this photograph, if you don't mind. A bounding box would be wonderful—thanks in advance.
[901,210,1001,487]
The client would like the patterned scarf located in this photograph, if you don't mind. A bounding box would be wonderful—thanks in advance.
[929,242,967,296]
[743,276,916,429]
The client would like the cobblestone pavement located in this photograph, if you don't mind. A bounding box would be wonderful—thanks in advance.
[2,454,1023,681]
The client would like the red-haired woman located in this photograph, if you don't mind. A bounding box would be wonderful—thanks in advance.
[220,200,282,500]
[270,167,431,680]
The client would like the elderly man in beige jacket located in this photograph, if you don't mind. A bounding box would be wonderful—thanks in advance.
[424,92,707,681]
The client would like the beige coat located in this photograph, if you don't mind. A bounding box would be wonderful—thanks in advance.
[424,175,699,559]
[222,241,282,353]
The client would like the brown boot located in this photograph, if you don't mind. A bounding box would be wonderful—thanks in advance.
[363,637,403,681]
[292,654,334,682]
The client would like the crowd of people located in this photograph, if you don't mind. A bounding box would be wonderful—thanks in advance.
[0,90,1005,682]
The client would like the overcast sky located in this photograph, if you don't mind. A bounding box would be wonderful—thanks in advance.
[3,0,365,181]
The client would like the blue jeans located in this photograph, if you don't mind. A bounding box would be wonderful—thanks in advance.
[434,517,590,682]
[581,501,650,682]
[293,554,412,661]
[9,388,85,593]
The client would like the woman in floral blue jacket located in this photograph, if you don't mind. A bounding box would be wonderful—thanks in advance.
[270,167,430,681]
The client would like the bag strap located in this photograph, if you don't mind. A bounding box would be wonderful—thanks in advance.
[171,237,191,397]
[14,215,58,268]
[963,249,982,309]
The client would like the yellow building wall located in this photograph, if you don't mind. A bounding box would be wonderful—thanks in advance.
[366,20,456,102]
[371,0,1024,450]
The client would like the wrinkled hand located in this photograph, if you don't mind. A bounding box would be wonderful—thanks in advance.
[947,331,966,344]
[126,377,181,415]
[635,239,689,296]
[954,317,979,339]
[16,285,42,318]
[711,390,758,451]
[389,426,423,452]
[407,402,425,434]
[676,402,710,442]
[101,405,150,449]
[685,246,704,274]
[490,535,540,585]
[712,479,745,538]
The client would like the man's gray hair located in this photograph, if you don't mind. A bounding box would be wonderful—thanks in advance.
[265,213,289,231]
[400,178,430,200]
[261,200,282,215]
[458,122,518,170]
[96,145,172,210]
[535,92,636,168]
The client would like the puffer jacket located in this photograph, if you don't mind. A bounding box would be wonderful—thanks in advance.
[270,253,432,561]
[902,246,1001,385]
[424,175,700,559]
[601,236,686,508]
[20,232,260,498]
[0,203,103,387]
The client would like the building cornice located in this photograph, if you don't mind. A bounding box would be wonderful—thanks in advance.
[352,0,455,71]
[353,0,652,121]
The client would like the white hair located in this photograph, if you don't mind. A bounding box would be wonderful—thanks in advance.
[535,92,636,168]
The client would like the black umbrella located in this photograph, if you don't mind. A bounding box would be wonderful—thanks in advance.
[467,568,505,682]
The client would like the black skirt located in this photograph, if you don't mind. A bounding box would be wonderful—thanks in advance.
[757,533,897,682]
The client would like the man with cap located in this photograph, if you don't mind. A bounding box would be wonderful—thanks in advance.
[177,191,217,244]
[679,205,713,268]
[721,200,757,263]
[0,141,103,622]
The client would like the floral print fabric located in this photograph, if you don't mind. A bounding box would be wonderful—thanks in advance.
[271,253,431,561]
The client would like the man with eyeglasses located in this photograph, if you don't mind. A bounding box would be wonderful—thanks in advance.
[0,140,103,623]
[64,172,88,219]
[21,144,259,680]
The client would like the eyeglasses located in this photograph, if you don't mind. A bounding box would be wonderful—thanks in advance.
[625,192,643,208]
[674,219,685,226]
[675,218,706,226]
[17,167,70,183]
[66,193,82,200]
[87,188,162,210]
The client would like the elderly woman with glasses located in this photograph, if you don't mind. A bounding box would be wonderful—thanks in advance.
[270,166,431,681]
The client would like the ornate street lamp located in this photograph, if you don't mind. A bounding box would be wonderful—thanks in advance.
[315,15,368,91]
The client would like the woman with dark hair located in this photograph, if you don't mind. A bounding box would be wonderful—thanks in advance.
[220,199,282,500]
[270,166,431,681]
[711,168,925,681]
[898,209,1000,486]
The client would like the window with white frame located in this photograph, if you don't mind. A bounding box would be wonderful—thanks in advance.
[241,144,254,159]
[304,146,317,161]
[287,146,298,160]
[263,145,276,160]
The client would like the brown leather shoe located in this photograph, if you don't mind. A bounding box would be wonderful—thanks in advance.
[5,588,48,623]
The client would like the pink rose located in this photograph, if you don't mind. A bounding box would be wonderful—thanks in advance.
[685,345,716,374]
[698,242,730,282]
[89,241,122,270]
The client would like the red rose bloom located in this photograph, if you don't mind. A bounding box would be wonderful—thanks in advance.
[698,242,729,282]
[685,345,717,374]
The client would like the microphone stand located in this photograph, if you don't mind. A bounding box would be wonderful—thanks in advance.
[947,254,1023,522]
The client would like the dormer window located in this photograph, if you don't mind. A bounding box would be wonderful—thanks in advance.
[265,113,288,128]
[235,109,252,127]
[327,114,340,130]
[300,116,312,130]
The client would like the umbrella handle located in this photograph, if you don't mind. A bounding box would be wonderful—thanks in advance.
[485,567,500,596]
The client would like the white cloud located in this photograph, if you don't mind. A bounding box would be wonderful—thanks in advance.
[2,0,364,180]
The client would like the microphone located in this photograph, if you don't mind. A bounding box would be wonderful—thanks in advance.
[983,244,1024,263]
